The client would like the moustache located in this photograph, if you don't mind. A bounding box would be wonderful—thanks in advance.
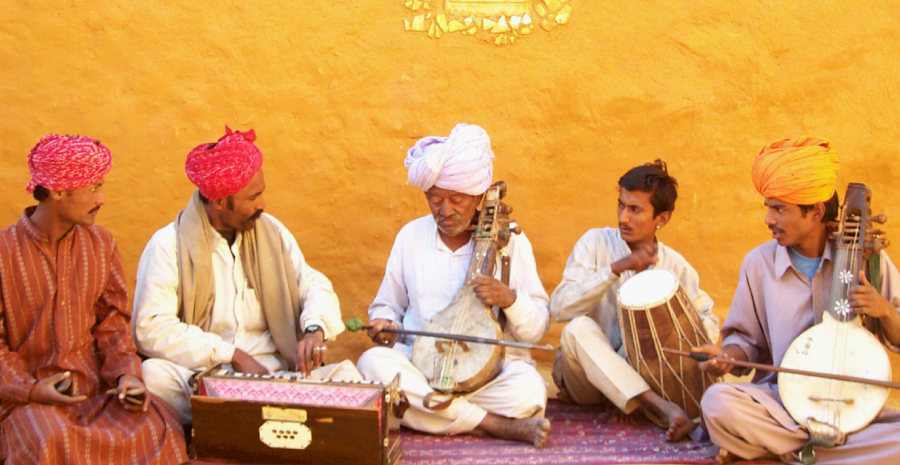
[436,213,464,223]
[250,210,264,221]
[89,206,101,214]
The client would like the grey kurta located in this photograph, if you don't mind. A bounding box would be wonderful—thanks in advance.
[702,241,900,464]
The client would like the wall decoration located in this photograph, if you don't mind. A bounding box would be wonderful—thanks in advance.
[403,0,573,45]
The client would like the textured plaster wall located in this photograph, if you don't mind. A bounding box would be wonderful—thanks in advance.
[3,1,900,384]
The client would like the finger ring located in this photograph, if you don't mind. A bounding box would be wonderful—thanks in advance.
[314,346,326,352]
[381,339,389,345]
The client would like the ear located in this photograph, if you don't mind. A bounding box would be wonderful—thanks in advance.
[210,197,229,211]
[812,201,827,222]
[656,211,672,228]
[48,190,65,201]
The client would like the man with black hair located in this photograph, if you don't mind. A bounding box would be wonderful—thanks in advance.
[0,134,187,464]
[697,138,900,464]
[550,159,719,442]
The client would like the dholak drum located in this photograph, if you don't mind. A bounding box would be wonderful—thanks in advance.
[616,269,719,421]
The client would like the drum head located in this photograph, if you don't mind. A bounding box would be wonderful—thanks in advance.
[617,269,678,309]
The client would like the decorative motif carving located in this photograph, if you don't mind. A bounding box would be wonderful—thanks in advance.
[403,0,573,46]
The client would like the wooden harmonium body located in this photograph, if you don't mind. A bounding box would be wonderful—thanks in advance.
[191,368,404,465]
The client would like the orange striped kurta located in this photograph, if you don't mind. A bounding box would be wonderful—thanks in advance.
[0,208,187,464]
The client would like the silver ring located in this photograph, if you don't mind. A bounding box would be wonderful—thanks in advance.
[314,346,326,352]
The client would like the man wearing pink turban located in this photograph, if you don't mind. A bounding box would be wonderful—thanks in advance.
[132,127,361,426]
[695,138,900,464]
[0,134,187,464]
[358,124,552,448]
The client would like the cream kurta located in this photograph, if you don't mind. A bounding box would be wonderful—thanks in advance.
[133,213,360,423]
[357,215,550,435]
[550,227,718,412]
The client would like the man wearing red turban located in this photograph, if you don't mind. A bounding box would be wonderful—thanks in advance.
[0,134,187,464]
[696,138,900,464]
[132,127,361,425]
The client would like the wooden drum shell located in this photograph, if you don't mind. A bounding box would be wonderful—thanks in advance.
[617,270,719,420]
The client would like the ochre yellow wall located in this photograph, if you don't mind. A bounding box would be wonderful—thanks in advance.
[3,1,900,381]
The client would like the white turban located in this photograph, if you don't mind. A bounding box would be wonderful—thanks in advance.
[404,123,494,195]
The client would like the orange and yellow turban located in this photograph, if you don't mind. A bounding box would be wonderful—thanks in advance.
[751,137,839,204]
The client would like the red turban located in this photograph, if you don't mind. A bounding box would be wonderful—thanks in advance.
[26,134,112,193]
[185,127,263,200]
[751,137,839,204]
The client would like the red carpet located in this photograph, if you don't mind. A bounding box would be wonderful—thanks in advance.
[192,399,718,464]
[399,399,717,465]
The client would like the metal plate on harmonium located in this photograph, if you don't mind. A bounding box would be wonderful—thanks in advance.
[190,367,405,464]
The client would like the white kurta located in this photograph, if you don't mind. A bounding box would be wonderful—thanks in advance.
[358,215,550,435]
[549,227,718,412]
[133,213,360,423]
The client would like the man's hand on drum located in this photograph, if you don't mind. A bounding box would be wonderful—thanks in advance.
[693,344,745,378]
[470,275,517,309]
[611,243,658,275]
[295,329,326,378]
[368,319,399,347]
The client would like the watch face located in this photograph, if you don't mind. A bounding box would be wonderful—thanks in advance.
[305,325,321,334]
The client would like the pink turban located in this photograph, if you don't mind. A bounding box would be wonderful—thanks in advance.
[185,127,263,200]
[405,123,494,196]
[26,134,112,193]
[751,137,839,204]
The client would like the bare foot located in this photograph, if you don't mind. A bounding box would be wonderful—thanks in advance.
[716,448,780,464]
[477,414,551,449]
[716,448,738,464]
[636,391,694,442]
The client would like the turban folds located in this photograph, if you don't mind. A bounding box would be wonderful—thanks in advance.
[26,134,112,193]
[405,123,494,196]
[751,137,839,204]
[186,127,263,200]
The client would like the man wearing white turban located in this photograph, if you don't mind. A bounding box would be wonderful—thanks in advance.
[357,124,552,448]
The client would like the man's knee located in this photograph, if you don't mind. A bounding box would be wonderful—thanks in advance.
[560,316,605,353]
[701,382,733,422]
[356,347,397,380]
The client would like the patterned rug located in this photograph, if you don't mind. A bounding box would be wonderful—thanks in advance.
[399,400,717,465]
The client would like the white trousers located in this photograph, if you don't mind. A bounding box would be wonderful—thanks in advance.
[142,358,363,424]
[702,382,900,464]
[356,346,546,436]
[552,315,650,413]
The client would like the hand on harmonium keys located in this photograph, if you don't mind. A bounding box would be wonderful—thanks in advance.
[295,329,328,378]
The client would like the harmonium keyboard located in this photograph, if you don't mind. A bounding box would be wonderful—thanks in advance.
[190,367,406,464]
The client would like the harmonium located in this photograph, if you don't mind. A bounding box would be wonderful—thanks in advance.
[190,367,406,464]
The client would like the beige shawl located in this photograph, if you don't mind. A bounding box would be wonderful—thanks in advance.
[175,190,301,366]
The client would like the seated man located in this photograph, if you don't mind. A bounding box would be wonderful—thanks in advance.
[134,127,361,424]
[698,138,900,464]
[357,123,551,448]
[550,160,719,442]
[0,134,186,464]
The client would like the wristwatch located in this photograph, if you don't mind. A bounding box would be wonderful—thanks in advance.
[304,325,323,336]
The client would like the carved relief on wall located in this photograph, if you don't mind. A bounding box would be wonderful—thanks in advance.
[403,0,573,46]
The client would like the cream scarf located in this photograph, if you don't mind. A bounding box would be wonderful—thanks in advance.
[175,190,301,366]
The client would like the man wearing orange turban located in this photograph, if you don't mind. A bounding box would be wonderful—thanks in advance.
[695,138,900,464]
